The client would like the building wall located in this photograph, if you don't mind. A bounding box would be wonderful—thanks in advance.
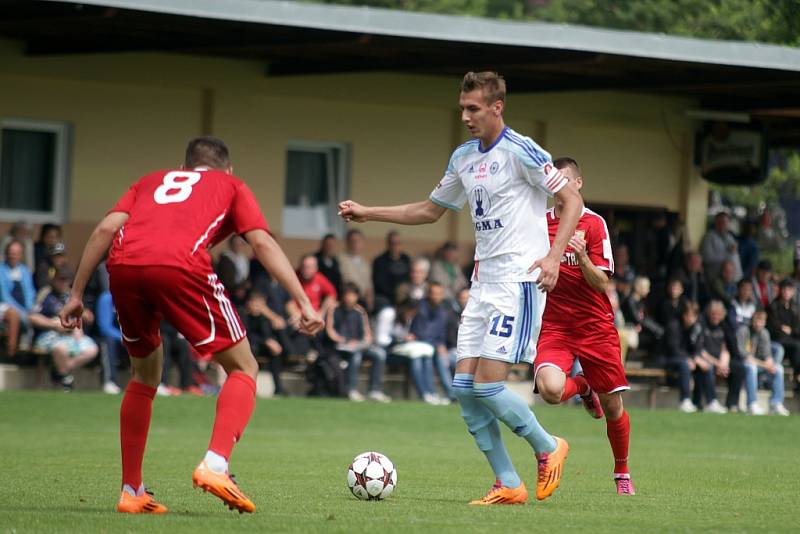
[0,39,708,265]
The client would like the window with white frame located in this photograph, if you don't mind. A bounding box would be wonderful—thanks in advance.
[282,141,349,239]
[0,119,70,223]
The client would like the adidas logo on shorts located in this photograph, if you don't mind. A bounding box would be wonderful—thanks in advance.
[497,346,507,355]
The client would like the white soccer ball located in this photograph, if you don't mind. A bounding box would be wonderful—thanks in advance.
[346,451,397,500]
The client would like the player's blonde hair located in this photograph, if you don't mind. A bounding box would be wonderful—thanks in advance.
[461,71,506,105]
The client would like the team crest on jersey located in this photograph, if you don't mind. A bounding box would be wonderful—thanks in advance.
[490,162,499,174]
[470,185,492,219]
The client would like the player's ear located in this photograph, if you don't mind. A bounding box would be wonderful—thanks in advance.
[575,175,584,190]
[227,165,234,175]
[494,100,504,116]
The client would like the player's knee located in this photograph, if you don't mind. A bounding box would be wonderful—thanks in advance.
[232,356,258,380]
[601,393,624,420]
[131,367,161,388]
[537,380,563,404]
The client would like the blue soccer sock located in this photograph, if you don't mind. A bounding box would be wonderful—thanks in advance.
[453,373,521,488]
[474,381,557,454]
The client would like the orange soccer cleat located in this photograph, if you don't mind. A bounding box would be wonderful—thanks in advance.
[192,461,255,514]
[117,489,168,514]
[469,480,528,505]
[535,436,569,500]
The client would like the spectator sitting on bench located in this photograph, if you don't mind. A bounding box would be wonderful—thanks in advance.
[409,282,454,404]
[33,224,62,274]
[661,301,704,413]
[678,251,712,309]
[241,289,286,396]
[95,288,125,394]
[29,266,98,391]
[395,257,430,305]
[730,278,757,328]
[622,276,664,353]
[315,234,343,297]
[698,300,739,413]
[767,278,800,392]
[752,260,776,310]
[736,310,790,416]
[0,240,36,356]
[0,221,35,270]
[709,259,739,308]
[655,277,688,331]
[326,283,389,403]
[376,298,440,405]
[337,229,373,312]
[34,242,69,290]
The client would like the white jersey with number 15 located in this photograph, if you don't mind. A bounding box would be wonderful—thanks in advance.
[430,127,567,283]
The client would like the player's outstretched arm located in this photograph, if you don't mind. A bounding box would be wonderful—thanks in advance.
[529,182,583,292]
[59,211,129,329]
[243,229,324,336]
[338,199,446,225]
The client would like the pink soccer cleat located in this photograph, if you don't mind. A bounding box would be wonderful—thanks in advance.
[581,388,604,419]
[614,473,635,495]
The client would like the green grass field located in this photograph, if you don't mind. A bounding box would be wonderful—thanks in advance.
[0,392,798,533]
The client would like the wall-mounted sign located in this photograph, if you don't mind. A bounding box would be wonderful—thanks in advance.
[696,121,765,185]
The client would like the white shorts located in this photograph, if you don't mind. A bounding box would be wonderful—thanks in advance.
[456,281,546,365]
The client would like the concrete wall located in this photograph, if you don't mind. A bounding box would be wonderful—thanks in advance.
[0,38,708,265]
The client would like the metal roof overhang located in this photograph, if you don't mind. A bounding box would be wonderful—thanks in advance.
[2,0,800,124]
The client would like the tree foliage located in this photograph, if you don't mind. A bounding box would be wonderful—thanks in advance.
[711,151,800,210]
[309,0,800,45]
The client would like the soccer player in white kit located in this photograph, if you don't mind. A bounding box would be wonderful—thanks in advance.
[339,72,583,504]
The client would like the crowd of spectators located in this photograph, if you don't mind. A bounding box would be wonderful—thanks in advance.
[0,222,210,396]
[216,229,466,405]
[615,211,797,416]
[1,212,798,416]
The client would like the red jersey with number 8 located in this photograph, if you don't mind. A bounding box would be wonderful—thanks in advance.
[541,207,615,334]
[107,168,269,270]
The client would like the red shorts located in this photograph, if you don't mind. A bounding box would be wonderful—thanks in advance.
[534,327,628,394]
[109,265,246,358]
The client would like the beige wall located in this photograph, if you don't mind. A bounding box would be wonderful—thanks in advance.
[0,39,708,263]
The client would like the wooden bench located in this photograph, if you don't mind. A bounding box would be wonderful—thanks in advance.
[624,366,667,409]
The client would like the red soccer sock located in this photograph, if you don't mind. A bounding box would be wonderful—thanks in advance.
[606,410,630,475]
[560,375,590,402]
[208,371,257,460]
[120,380,157,490]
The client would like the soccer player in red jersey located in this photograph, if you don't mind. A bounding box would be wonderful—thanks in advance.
[533,157,635,495]
[59,137,324,514]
